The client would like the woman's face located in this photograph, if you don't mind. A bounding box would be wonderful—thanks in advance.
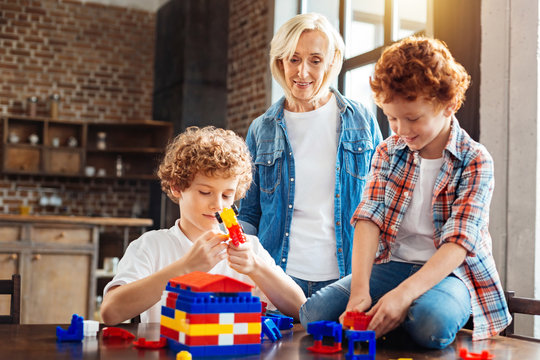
[282,30,329,109]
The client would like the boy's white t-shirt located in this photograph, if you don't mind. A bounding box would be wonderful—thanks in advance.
[391,156,444,263]
[103,220,282,323]
[283,94,340,281]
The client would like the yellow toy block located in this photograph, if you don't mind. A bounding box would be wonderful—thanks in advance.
[177,350,192,360]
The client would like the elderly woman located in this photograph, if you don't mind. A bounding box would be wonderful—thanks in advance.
[238,13,382,297]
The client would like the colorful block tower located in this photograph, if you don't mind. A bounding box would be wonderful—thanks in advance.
[160,271,262,357]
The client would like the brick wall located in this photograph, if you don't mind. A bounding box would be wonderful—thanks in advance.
[227,0,271,137]
[0,0,156,217]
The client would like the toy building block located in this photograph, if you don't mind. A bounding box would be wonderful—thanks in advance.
[459,348,495,360]
[161,271,262,357]
[263,312,294,330]
[261,318,282,341]
[177,350,192,360]
[133,337,168,349]
[56,314,84,342]
[345,330,376,360]
[343,311,373,331]
[83,320,99,337]
[261,301,268,315]
[307,321,343,354]
[215,205,246,246]
[102,327,136,340]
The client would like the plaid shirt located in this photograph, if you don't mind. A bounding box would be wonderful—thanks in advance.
[352,118,511,340]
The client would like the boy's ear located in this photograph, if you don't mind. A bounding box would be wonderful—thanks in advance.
[443,101,457,117]
[170,186,182,199]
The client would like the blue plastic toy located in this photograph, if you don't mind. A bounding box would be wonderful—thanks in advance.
[345,330,376,360]
[307,320,343,353]
[56,314,84,342]
[261,317,282,341]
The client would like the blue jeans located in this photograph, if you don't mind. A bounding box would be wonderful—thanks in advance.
[289,275,339,298]
[299,261,471,349]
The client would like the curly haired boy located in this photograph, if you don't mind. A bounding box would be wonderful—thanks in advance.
[299,37,511,349]
[101,126,305,325]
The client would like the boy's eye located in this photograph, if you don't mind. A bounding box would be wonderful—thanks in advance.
[222,194,233,199]
[407,117,420,121]
[199,191,210,195]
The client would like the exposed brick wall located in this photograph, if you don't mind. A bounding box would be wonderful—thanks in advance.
[0,0,155,121]
[0,0,156,217]
[227,0,271,137]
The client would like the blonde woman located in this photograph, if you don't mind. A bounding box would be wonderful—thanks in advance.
[239,13,382,297]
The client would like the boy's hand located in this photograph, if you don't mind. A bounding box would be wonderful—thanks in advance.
[339,291,372,324]
[227,238,258,275]
[181,231,229,273]
[365,287,413,337]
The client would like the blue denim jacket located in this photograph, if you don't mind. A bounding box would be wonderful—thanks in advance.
[238,88,382,278]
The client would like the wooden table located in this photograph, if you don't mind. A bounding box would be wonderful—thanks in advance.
[0,322,539,359]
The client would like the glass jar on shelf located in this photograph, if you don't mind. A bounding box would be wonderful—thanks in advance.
[49,93,60,119]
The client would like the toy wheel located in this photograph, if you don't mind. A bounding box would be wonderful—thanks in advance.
[214,212,223,223]
[232,204,239,215]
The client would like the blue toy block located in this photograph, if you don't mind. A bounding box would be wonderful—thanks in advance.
[56,314,84,342]
[261,318,282,341]
[161,305,175,319]
[167,338,261,357]
[263,312,294,330]
[307,321,342,343]
[173,291,261,314]
[345,330,376,360]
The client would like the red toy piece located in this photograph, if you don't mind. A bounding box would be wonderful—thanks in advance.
[133,337,168,349]
[459,348,495,360]
[215,205,246,247]
[343,311,373,330]
[102,327,136,340]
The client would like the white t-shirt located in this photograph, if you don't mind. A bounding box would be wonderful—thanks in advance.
[103,220,283,323]
[391,156,444,263]
[283,94,340,281]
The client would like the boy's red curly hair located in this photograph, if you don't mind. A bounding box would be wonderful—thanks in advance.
[370,36,470,111]
[158,126,252,204]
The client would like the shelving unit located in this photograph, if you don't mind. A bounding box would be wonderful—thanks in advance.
[1,115,173,179]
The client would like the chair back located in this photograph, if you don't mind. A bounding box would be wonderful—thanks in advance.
[502,290,540,342]
[0,274,21,324]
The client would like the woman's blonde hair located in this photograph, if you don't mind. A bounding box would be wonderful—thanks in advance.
[158,126,252,203]
[270,13,345,106]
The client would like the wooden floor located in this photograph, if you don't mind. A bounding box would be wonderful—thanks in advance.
[0,322,539,359]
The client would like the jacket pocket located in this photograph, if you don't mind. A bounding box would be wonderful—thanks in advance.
[254,150,283,194]
[343,140,374,180]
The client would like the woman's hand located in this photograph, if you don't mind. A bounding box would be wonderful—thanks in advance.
[181,231,229,273]
[227,238,258,275]
[366,287,413,337]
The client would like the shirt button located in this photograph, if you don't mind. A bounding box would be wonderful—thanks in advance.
[390,224,396,231]
[413,158,418,165]
[336,221,341,226]
[289,152,292,156]
[336,194,340,198]
[267,160,271,164]
[338,248,342,253]
[285,233,289,237]
[337,166,340,171]
[288,204,293,209]
[404,191,409,197]
[282,258,286,263]
[357,147,362,151]
[290,178,294,182]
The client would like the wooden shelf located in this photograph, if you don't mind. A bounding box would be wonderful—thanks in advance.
[1,116,173,180]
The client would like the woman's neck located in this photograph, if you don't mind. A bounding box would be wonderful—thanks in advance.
[285,91,332,112]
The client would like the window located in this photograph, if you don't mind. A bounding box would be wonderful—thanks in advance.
[272,0,431,137]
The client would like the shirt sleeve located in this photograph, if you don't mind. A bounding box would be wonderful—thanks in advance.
[103,236,155,296]
[439,147,494,255]
[351,142,390,230]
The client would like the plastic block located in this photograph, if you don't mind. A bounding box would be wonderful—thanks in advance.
[168,271,254,293]
[345,330,376,360]
[261,318,282,342]
[56,314,84,342]
[218,334,234,345]
[83,320,99,337]
[133,337,167,349]
[161,305,175,319]
[102,327,136,340]
[263,313,294,330]
[233,323,248,334]
[167,339,261,357]
[176,350,192,360]
[343,311,373,331]
[161,324,180,342]
[219,313,235,324]
[459,348,495,360]
[306,321,343,354]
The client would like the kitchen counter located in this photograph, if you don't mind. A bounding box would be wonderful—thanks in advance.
[0,214,153,227]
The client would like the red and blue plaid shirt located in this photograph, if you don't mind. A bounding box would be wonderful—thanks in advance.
[352,118,511,340]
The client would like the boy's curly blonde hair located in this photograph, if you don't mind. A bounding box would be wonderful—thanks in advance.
[158,126,252,203]
[370,36,470,112]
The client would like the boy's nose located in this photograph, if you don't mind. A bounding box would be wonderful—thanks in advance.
[210,197,224,212]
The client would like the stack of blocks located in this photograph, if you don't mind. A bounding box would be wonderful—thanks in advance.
[160,271,262,357]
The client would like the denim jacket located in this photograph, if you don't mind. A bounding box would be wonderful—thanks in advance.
[238,88,382,278]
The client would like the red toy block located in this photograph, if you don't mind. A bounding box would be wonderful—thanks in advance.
[169,271,253,293]
[133,337,168,349]
[459,348,495,360]
[102,327,136,340]
[343,311,373,331]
